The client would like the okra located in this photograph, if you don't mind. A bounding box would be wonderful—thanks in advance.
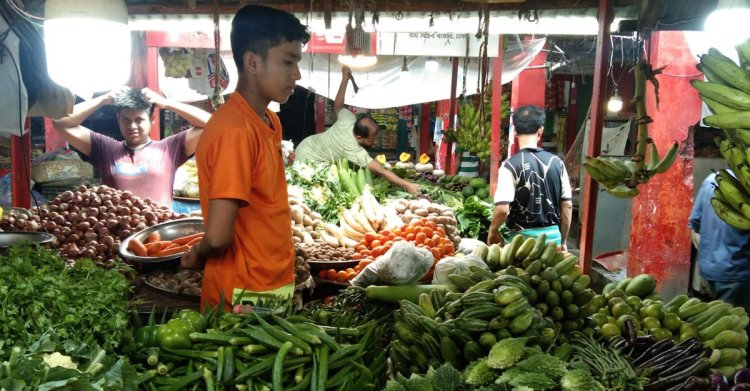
[162,369,204,391]
[274,341,295,391]
[288,371,312,391]
[242,344,269,355]
[163,347,219,360]
[223,346,235,382]
[228,336,253,346]
[146,347,160,366]
[316,345,330,391]
[254,313,313,355]
[203,368,215,391]
[189,332,233,345]
[296,323,341,350]
[272,314,322,345]
[215,347,225,385]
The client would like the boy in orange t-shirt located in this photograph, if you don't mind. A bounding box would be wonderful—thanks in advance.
[181,5,310,309]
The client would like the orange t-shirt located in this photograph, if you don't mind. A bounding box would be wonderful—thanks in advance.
[195,92,294,309]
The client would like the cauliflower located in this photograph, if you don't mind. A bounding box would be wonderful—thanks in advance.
[310,185,327,204]
[42,352,78,370]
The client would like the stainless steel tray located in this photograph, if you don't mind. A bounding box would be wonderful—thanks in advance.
[0,232,56,248]
[119,218,204,264]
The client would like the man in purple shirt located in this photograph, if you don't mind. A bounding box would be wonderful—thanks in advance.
[52,88,210,207]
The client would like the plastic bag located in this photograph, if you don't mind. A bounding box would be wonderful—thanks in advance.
[431,254,488,285]
[457,238,486,255]
[350,241,434,287]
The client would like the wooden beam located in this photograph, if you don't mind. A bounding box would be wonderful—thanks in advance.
[127,0,638,15]
[579,0,612,274]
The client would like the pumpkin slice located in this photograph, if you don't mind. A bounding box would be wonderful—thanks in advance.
[399,152,412,163]
[419,153,431,164]
[376,154,387,164]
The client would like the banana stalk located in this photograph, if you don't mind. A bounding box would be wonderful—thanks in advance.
[630,62,651,188]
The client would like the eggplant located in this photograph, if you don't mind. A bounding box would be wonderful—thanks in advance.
[712,370,730,391]
[633,339,676,366]
[644,358,712,391]
[680,376,712,391]
[735,369,750,385]
[731,384,750,391]
[626,318,638,345]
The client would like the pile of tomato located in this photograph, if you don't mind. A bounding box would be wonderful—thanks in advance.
[318,218,456,283]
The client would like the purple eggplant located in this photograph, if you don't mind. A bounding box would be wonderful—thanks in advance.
[731,383,750,391]
[713,370,730,391]
[735,368,750,385]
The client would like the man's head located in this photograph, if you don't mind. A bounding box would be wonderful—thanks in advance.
[512,105,545,135]
[113,88,153,147]
[353,115,379,148]
[231,5,310,104]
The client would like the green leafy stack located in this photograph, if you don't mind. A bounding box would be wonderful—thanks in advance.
[691,43,750,229]
[0,245,133,358]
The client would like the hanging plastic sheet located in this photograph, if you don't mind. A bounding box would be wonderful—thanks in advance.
[296,37,546,109]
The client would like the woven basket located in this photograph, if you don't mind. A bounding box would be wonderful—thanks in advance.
[31,160,93,184]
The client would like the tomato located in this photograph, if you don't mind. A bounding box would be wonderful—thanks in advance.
[444,243,455,255]
[424,238,436,248]
[386,234,396,241]
[436,227,446,236]
[358,239,368,246]
[382,245,391,254]
[352,253,362,260]
[405,226,416,235]
[325,269,338,280]
[431,248,441,260]
[358,260,368,268]
[360,250,372,257]
[420,227,434,237]
[405,233,415,241]
[415,232,427,245]
[318,270,327,278]
[370,239,382,248]
[379,230,391,238]
[425,220,437,231]
[412,220,424,228]
[336,271,348,282]
[393,236,405,241]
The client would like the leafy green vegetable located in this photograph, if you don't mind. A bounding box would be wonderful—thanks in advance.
[0,334,138,390]
[0,245,134,359]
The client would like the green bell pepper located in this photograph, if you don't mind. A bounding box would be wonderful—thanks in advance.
[156,319,193,349]
[177,309,207,333]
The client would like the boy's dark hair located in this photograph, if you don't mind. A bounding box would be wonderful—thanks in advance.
[512,105,545,134]
[113,88,153,115]
[231,5,310,72]
[354,115,378,138]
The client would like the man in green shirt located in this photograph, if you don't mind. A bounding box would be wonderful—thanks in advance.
[295,66,420,195]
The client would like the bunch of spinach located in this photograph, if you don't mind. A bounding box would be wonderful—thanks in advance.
[0,245,134,359]
[450,195,497,241]
[0,333,138,391]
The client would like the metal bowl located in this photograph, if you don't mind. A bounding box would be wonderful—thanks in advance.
[119,218,204,264]
[0,231,56,248]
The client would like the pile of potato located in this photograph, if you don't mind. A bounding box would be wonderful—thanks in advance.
[296,242,356,263]
[391,198,461,247]
[0,185,184,266]
[289,194,324,244]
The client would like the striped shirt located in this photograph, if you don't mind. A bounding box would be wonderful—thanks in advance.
[456,146,479,178]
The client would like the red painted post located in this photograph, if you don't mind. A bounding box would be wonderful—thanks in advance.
[146,45,161,140]
[579,0,613,275]
[565,76,579,152]
[11,126,31,208]
[44,118,67,152]
[436,100,450,171]
[419,103,432,156]
[446,58,459,175]
[510,37,548,155]
[490,36,505,197]
[627,31,700,299]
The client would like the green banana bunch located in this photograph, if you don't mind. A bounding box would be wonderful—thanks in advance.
[584,142,678,198]
[690,45,750,227]
[456,102,491,162]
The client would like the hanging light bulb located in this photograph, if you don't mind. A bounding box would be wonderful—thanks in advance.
[44,0,131,97]
[399,56,413,82]
[607,88,623,113]
[425,57,439,72]
[338,54,377,69]
[705,0,750,46]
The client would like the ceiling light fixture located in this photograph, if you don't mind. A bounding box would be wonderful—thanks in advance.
[425,57,439,72]
[705,0,750,46]
[338,54,378,69]
[607,88,623,113]
[44,0,131,97]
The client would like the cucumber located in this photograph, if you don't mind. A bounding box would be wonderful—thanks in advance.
[440,336,461,367]
[546,291,561,308]
[506,235,525,265]
[515,237,536,260]
[615,277,632,292]
[495,286,524,306]
[571,275,591,294]
[502,298,530,319]
[509,309,535,334]
[553,255,579,275]
[625,274,657,298]
[664,294,690,313]
[712,330,745,349]
[700,315,740,340]
[460,304,504,320]
[541,267,559,282]
[679,300,709,319]
[463,341,483,361]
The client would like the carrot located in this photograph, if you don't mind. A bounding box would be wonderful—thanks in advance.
[154,245,189,257]
[128,239,148,257]
[160,242,180,251]
[146,232,161,244]
[172,233,204,246]
[186,237,202,247]
[144,241,172,256]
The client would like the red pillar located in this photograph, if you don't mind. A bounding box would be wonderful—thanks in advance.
[445,58,459,175]
[627,31,699,299]
[510,38,548,154]
[11,128,31,208]
[490,36,505,197]
[146,46,162,140]
[580,0,612,274]
[435,100,451,171]
[419,102,432,156]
